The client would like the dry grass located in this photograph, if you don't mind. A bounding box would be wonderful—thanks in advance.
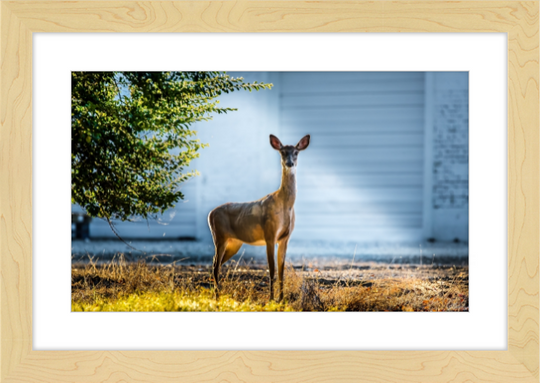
[72,255,468,312]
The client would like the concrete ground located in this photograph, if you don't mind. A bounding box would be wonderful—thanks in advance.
[72,239,468,266]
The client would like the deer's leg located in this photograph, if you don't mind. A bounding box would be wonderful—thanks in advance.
[277,237,289,302]
[220,239,243,266]
[265,240,276,301]
[212,240,227,298]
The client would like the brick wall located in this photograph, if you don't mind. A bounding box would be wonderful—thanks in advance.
[433,87,469,209]
[428,73,469,241]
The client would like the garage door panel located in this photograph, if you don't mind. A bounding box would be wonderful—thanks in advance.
[291,228,423,242]
[299,161,423,175]
[282,92,424,108]
[298,174,423,188]
[295,201,423,214]
[282,107,424,122]
[280,121,424,134]
[283,80,424,94]
[281,133,423,147]
[298,188,423,203]
[282,72,425,242]
[281,72,425,81]
[299,149,423,165]
[281,72,425,91]
[295,216,422,228]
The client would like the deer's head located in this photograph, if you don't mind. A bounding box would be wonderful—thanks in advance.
[269,134,310,168]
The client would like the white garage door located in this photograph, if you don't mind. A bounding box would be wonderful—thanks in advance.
[279,72,425,242]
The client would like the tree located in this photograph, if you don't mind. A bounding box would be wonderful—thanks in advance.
[72,72,272,223]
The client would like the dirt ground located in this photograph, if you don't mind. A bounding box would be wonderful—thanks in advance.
[72,257,468,312]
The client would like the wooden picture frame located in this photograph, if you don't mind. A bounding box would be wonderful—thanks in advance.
[1,1,538,382]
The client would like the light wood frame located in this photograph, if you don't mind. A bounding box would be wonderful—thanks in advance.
[1,1,538,382]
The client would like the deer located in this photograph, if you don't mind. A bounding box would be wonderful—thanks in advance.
[207,134,310,301]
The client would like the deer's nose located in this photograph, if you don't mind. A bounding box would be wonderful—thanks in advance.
[285,160,294,167]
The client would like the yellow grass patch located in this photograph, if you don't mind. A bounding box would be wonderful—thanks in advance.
[72,256,468,312]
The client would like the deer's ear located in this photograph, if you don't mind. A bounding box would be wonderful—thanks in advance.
[269,134,283,150]
[296,135,310,151]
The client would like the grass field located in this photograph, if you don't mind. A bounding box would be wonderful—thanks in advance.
[72,255,468,312]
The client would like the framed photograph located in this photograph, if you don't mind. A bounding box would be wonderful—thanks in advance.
[2,1,538,382]
[68,69,470,314]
